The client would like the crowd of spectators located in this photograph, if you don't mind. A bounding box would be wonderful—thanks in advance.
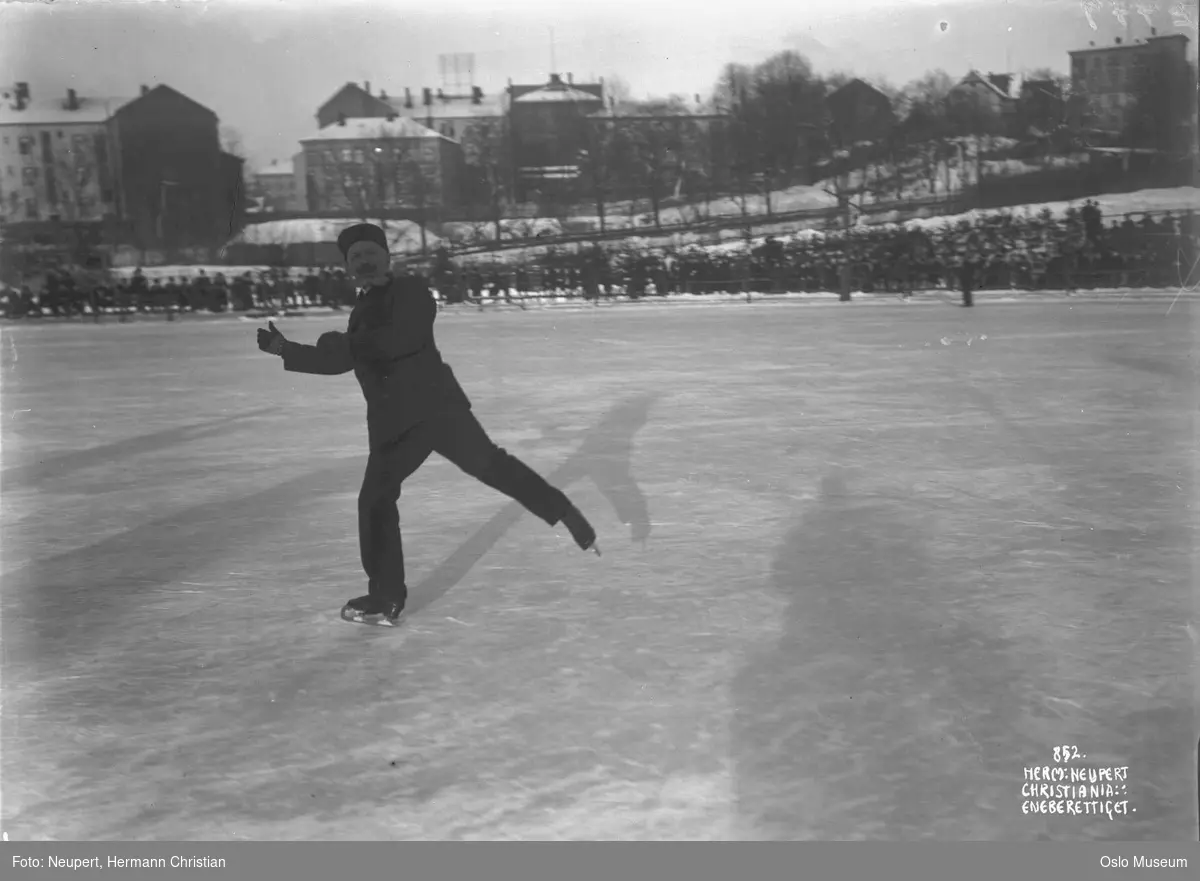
[450,205,1197,299]
[2,205,1195,319]
[1,267,360,320]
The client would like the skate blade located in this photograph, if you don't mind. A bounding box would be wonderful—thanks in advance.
[341,608,406,627]
[591,542,602,557]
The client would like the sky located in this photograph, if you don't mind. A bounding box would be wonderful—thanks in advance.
[1,0,1195,170]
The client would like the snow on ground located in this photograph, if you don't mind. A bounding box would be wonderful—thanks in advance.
[226,217,443,253]
[447,187,1198,264]
[0,300,1195,841]
[870,186,1200,231]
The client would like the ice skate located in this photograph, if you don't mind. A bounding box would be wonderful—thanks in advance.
[340,594,407,627]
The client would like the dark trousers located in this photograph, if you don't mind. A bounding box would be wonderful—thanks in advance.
[359,406,571,606]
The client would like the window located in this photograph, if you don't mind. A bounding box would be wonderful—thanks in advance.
[340,148,352,162]
[18,136,33,155]
[22,167,38,184]
[72,134,89,151]
[24,198,36,219]
[57,130,64,139]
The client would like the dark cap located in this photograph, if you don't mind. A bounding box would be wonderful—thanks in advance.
[337,223,389,259]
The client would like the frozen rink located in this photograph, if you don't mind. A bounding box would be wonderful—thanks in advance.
[1,296,1196,841]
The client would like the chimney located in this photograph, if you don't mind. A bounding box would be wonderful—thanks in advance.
[405,87,413,108]
[567,72,573,84]
[364,81,370,95]
[141,84,150,96]
[1151,27,1157,36]
[15,81,29,109]
[1115,37,1122,45]
[423,87,432,106]
[471,86,483,105]
[437,88,445,101]
[338,112,346,126]
[66,88,78,110]
[379,88,388,100]
[549,73,563,86]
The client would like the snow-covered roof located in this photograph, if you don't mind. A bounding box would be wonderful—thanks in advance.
[953,71,1019,101]
[256,159,295,176]
[305,116,455,143]
[383,96,505,119]
[514,84,604,104]
[0,96,133,126]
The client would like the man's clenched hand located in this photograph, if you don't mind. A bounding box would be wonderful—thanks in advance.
[257,320,286,356]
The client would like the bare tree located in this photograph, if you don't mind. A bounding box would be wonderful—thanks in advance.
[750,51,827,189]
[946,86,1004,189]
[602,73,635,111]
[580,114,628,235]
[677,116,723,223]
[220,126,246,159]
[618,100,692,230]
[460,116,512,242]
[51,132,101,222]
[322,125,441,256]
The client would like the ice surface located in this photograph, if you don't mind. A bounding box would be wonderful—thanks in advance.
[0,299,1195,840]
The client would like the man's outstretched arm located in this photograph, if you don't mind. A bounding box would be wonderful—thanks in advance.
[259,321,355,375]
[280,333,356,376]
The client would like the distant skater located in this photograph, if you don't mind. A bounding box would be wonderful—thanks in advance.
[257,223,598,627]
[958,253,976,308]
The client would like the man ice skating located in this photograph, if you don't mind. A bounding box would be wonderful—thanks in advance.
[257,222,598,627]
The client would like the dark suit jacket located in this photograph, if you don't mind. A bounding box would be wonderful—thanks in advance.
[280,275,471,451]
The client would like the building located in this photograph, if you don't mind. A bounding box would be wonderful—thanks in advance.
[508,73,605,200]
[109,84,245,253]
[0,84,125,224]
[824,78,895,147]
[0,81,244,254]
[315,82,394,129]
[383,86,506,142]
[1017,78,1066,135]
[316,81,506,142]
[252,157,303,212]
[946,71,1020,133]
[311,74,613,204]
[1068,31,1191,145]
[299,114,464,215]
